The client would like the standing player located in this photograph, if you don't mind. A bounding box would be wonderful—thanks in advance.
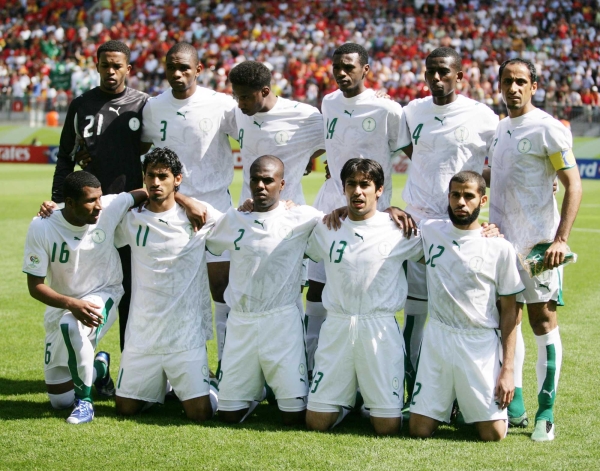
[206,156,322,426]
[486,58,582,441]
[397,47,500,404]
[141,42,238,359]
[114,148,219,422]
[24,171,147,424]
[44,40,149,352]
[305,43,406,376]
[409,171,523,442]
[305,159,423,436]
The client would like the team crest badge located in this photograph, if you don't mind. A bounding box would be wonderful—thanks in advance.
[468,256,484,272]
[202,365,209,377]
[299,363,306,376]
[392,377,400,390]
[378,242,391,256]
[27,254,40,268]
[185,224,195,239]
[274,130,290,145]
[199,118,213,132]
[454,126,469,143]
[362,117,376,132]
[517,138,532,154]
[278,225,293,240]
[129,117,140,131]
[91,229,106,244]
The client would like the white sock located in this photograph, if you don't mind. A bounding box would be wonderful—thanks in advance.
[48,391,75,409]
[214,302,230,361]
[305,301,327,373]
[296,292,305,317]
[535,327,562,396]
[514,322,524,389]
[332,406,351,429]
[59,313,95,400]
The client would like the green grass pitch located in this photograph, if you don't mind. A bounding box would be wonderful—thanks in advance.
[1,164,599,470]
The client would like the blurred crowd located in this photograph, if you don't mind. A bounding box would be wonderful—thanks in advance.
[1,0,599,119]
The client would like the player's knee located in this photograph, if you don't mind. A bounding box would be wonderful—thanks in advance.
[477,422,506,442]
[370,411,401,436]
[183,396,214,422]
[305,410,335,431]
[59,312,81,336]
[218,409,247,424]
[48,391,75,410]
[409,415,436,439]
[115,395,144,416]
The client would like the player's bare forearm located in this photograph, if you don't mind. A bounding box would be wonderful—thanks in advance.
[129,189,149,207]
[175,193,208,231]
[545,167,583,268]
[482,167,491,188]
[496,294,518,407]
[27,275,103,327]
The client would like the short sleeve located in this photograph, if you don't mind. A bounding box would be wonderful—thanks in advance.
[23,220,50,277]
[387,101,406,153]
[497,242,526,296]
[304,223,325,263]
[305,107,326,156]
[396,104,412,150]
[404,232,424,262]
[482,109,500,156]
[544,120,575,171]
[114,213,130,249]
[220,97,239,137]
[141,101,154,143]
[205,208,236,256]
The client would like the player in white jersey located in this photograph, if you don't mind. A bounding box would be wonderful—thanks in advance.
[305,159,423,436]
[140,43,238,363]
[305,43,407,378]
[485,59,582,442]
[409,171,524,442]
[114,147,219,422]
[23,171,146,424]
[206,156,322,426]
[228,60,325,206]
[397,47,500,408]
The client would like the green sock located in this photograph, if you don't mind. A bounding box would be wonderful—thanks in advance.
[535,344,556,423]
[508,387,526,417]
[94,359,108,381]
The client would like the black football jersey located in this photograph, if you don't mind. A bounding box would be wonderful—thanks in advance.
[51,87,148,202]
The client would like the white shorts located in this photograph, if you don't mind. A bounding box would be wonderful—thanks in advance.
[406,260,428,301]
[206,249,230,264]
[307,313,404,418]
[117,346,210,403]
[44,291,120,385]
[218,304,308,407]
[410,318,507,424]
[516,266,563,305]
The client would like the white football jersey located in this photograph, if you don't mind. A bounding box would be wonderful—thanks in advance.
[206,204,322,313]
[420,219,524,329]
[305,211,423,317]
[399,95,499,221]
[23,193,133,332]
[489,108,573,256]
[141,87,238,211]
[115,201,221,354]
[235,97,324,205]
[321,89,405,210]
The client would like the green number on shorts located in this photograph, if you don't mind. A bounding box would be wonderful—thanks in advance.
[425,244,445,268]
[45,342,51,365]
[136,225,149,247]
[412,123,424,145]
[160,120,167,141]
[238,128,244,149]
[51,242,70,263]
[310,372,324,393]
[234,229,245,250]
[326,118,337,139]
[410,381,422,405]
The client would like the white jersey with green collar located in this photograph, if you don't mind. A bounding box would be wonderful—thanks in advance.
[305,211,423,317]
[399,95,499,221]
[235,97,324,205]
[23,193,133,332]
[115,201,221,354]
[488,108,575,256]
[206,204,322,313]
[141,87,237,209]
[420,219,524,330]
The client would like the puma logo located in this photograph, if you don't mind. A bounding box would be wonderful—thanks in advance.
[253,120,263,129]
[393,391,400,398]
[109,106,121,116]
[74,236,82,241]
[539,283,550,292]
[177,111,188,120]
[434,116,446,125]
[507,130,513,137]
[542,388,554,398]
[254,220,265,229]
[158,219,169,225]
[452,240,460,250]
[344,110,354,117]
[354,232,364,241]
[300,378,306,383]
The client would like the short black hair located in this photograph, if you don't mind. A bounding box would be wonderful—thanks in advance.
[250,155,284,178]
[333,43,369,66]
[449,171,486,196]
[498,58,538,84]
[143,147,183,190]
[166,42,199,66]
[340,158,384,191]
[228,61,272,90]
[63,171,101,201]
[97,40,131,63]
[426,47,462,71]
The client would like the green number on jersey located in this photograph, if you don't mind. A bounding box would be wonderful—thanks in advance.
[51,242,69,263]
[410,381,422,405]
[234,229,245,250]
[326,118,337,139]
[160,120,167,141]
[425,244,445,267]
[328,240,347,263]
[45,343,52,365]
[310,371,324,393]
[412,123,424,145]
[238,128,244,149]
[136,225,149,247]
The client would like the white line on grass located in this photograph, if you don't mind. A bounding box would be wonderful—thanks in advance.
[572,228,600,233]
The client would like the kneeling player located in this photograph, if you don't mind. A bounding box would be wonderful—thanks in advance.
[114,148,219,422]
[305,159,423,436]
[24,171,147,424]
[409,171,523,441]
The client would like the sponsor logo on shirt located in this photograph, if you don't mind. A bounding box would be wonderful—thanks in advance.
[27,254,40,268]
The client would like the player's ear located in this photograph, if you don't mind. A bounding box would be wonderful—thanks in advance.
[261,86,270,98]
[363,63,370,77]
[456,70,463,82]
[375,185,383,198]
[480,194,488,207]
[531,80,538,94]
[196,61,203,76]
[280,178,285,191]
[174,173,183,187]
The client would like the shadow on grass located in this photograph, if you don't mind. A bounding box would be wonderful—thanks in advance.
[0,377,47,395]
